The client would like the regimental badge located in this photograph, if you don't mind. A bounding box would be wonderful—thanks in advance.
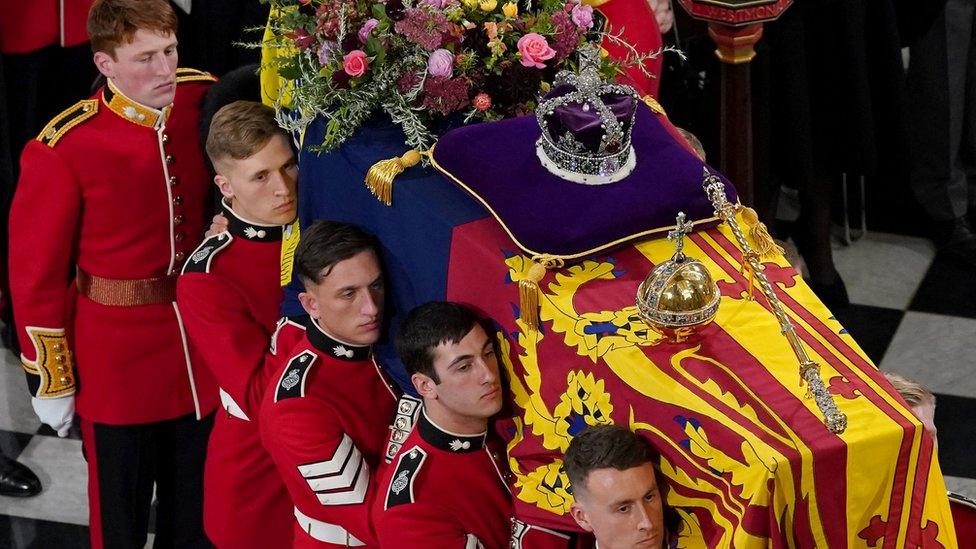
[384,445,427,509]
[244,226,267,239]
[191,246,214,263]
[281,369,301,391]
[274,351,316,402]
[449,439,472,452]
[182,233,233,275]
[391,470,410,495]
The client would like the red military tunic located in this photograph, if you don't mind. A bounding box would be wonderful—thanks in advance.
[373,409,513,549]
[260,321,401,548]
[176,202,302,548]
[8,69,219,424]
[0,0,93,54]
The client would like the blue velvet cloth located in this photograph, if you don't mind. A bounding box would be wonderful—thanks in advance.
[282,116,489,392]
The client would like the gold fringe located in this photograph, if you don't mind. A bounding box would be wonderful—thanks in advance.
[518,261,548,330]
[740,207,784,258]
[364,149,422,206]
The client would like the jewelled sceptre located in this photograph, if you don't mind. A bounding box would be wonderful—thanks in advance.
[702,169,848,434]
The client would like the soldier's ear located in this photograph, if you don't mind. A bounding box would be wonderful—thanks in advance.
[569,503,594,533]
[93,51,116,79]
[412,373,437,400]
[297,291,318,319]
[214,174,235,199]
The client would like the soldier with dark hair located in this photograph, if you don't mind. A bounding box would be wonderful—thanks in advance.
[373,301,511,549]
[564,425,667,549]
[260,220,410,548]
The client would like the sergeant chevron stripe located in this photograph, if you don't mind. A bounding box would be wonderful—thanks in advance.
[297,434,369,505]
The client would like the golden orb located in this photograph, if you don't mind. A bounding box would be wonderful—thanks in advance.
[636,257,720,342]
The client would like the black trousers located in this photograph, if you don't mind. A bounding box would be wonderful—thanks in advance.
[907,0,976,221]
[80,413,215,549]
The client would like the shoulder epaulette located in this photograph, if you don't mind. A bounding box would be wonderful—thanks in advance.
[176,67,217,84]
[270,315,308,355]
[181,232,233,275]
[36,99,98,147]
[384,445,427,509]
[274,350,317,402]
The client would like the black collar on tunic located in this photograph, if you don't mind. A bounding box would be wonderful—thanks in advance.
[307,319,372,362]
[221,200,293,242]
[418,409,487,453]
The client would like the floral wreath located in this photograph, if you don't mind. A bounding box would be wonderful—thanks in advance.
[262,0,660,151]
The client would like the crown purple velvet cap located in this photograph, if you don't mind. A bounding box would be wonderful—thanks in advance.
[431,102,738,257]
[541,83,637,154]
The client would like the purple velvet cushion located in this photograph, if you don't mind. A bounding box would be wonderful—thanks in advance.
[431,103,738,257]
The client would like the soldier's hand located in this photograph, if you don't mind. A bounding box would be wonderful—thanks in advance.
[647,0,674,34]
[30,395,74,437]
[206,214,229,237]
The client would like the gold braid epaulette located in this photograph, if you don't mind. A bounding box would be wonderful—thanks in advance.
[176,67,217,84]
[36,99,98,147]
[20,327,76,398]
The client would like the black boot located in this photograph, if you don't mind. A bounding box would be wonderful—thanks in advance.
[933,217,976,268]
[0,452,41,497]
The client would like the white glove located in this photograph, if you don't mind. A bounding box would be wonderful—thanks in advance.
[31,396,75,437]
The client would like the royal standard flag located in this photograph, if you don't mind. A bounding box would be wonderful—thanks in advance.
[285,107,957,546]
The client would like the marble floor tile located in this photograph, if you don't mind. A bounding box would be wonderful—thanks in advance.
[0,515,88,549]
[0,431,33,462]
[0,353,41,435]
[0,437,88,526]
[832,232,935,310]
[831,304,904,364]
[911,255,976,319]
[880,311,976,398]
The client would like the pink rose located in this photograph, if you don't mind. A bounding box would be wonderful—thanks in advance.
[358,18,379,44]
[517,33,556,69]
[343,50,369,77]
[571,3,594,29]
[427,49,454,78]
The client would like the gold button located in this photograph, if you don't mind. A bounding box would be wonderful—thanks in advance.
[169,176,178,187]
[59,376,70,384]
[175,232,185,242]
[175,251,185,261]
[57,366,67,373]
[55,354,65,364]
[53,343,63,352]
[165,154,174,164]
[162,133,169,144]
[174,214,184,225]
[173,195,183,206]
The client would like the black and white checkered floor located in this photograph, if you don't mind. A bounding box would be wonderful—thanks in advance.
[0,231,971,548]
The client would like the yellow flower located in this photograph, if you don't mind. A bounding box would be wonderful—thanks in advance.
[462,0,479,8]
[478,0,497,12]
[502,1,518,17]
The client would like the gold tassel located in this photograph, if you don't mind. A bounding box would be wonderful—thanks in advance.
[518,260,550,330]
[364,149,422,206]
[740,207,784,258]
